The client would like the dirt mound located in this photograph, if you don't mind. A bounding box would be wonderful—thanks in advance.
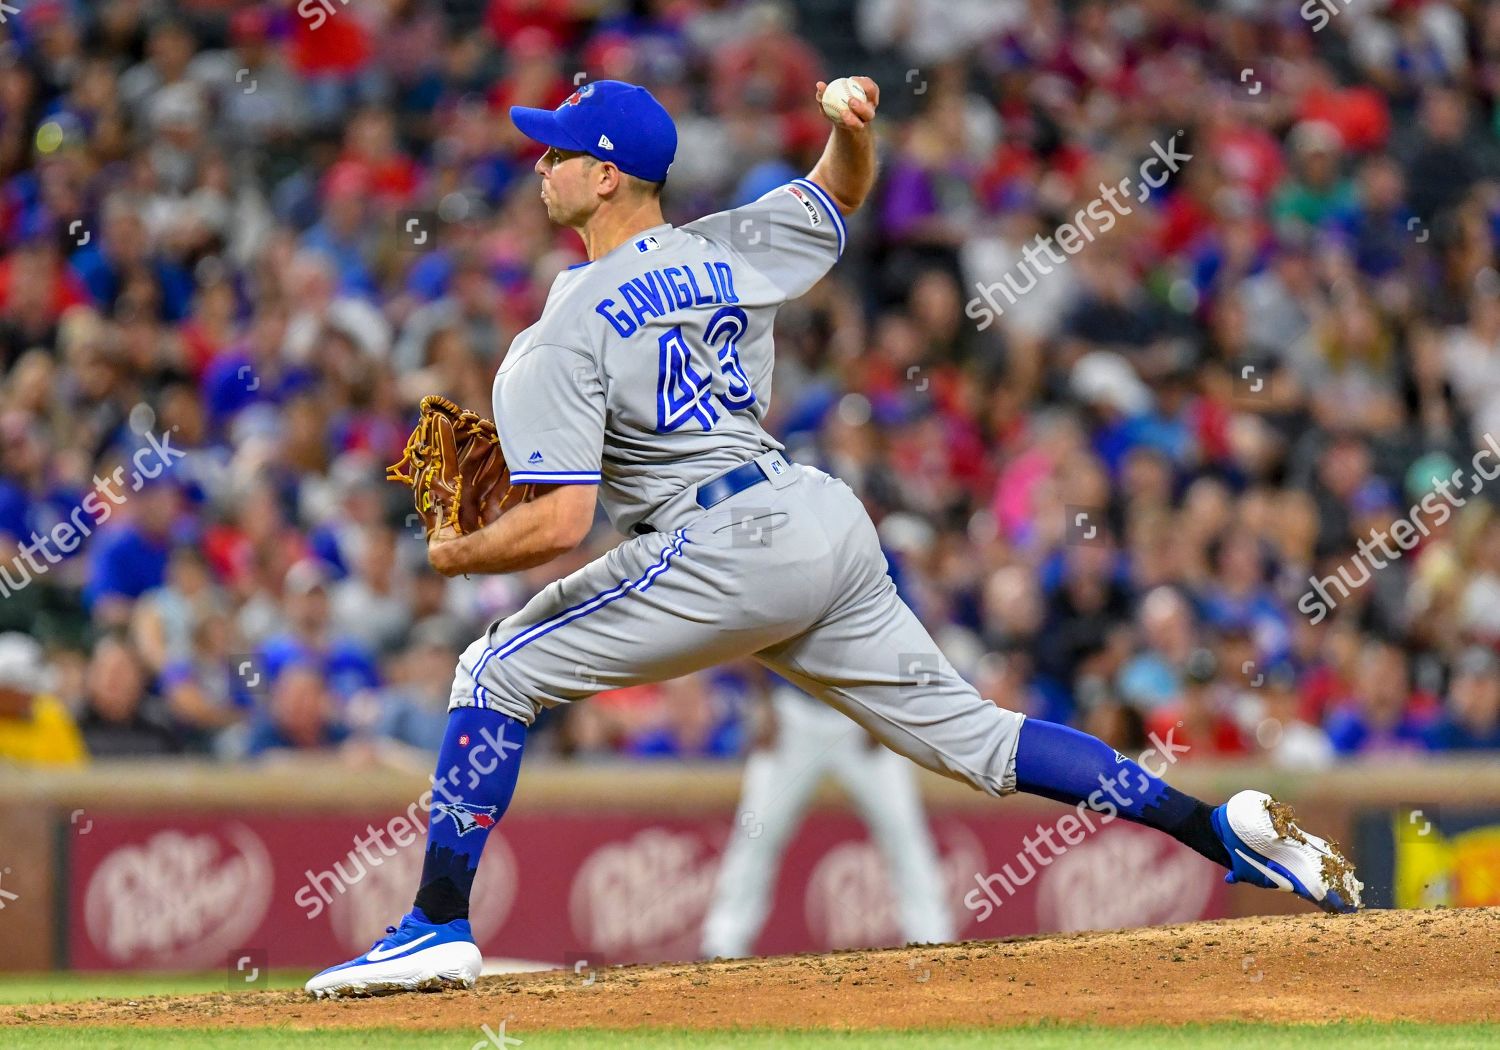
[7,908,1500,1031]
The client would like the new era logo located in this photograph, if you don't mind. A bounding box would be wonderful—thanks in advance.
[597,134,614,151]
[528,450,544,464]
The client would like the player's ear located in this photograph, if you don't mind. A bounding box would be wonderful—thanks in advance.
[593,160,620,199]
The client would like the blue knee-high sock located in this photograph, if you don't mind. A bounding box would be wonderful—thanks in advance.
[413,706,527,924]
[1014,719,1230,868]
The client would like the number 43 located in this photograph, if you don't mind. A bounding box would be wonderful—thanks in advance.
[656,306,755,433]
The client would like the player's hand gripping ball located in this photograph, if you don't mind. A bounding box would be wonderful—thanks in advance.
[818,76,878,130]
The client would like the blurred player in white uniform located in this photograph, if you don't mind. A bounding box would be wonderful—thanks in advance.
[702,678,954,958]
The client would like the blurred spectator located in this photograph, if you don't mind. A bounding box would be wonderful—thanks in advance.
[130,545,222,673]
[159,610,254,753]
[369,615,467,753]
[1324,640,1436,756]
[1145,648,1248,759]
[620,673,745,760]
[257,559,380,701]
[242,663,351,760]
[84,480,182,628]
[76,635,180,758]
[330,525,413,652]
[0,632,85,766]
[1273,121,1355,229]
[1424,647,1500,751]
[1,0,1499,768]
[1241,661,1334,770]
[1117,586,1197,711]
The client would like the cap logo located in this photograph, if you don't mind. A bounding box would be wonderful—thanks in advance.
[561,83,596,108]
[597,134,614,151]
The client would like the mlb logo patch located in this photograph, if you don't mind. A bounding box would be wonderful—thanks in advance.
[635,235,661,253]
[784,184,822,228]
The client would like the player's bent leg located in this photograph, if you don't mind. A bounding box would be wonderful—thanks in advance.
[451,517,836,723]
[756,568,1024,797]
[760,472,1361,913]
[304,706,527,998]
[1011,718,1361,912]
[310,496,848,995]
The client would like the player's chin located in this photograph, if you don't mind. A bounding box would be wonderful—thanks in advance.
[544,199,583,227]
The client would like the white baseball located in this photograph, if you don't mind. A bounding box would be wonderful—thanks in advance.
[820,77,868,122]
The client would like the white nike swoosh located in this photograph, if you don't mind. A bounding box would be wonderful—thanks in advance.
[365,932,437,962]
[1234,847,1295,892]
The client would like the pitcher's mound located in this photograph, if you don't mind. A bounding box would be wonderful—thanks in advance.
[6,908,1499,1031]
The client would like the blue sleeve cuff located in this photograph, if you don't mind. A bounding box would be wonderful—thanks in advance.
[791,178,847,258]
[511,471,602,484]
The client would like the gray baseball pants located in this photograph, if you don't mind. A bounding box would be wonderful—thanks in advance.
[449,453,1023,796]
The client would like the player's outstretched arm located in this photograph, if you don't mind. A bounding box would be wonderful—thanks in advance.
[806,76,880,215]
[427,483,597,577]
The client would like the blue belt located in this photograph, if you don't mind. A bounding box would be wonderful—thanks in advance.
[632,458,785,535]
[695,459,772,510]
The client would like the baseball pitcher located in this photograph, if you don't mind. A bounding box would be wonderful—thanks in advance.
[307,78,1362,998]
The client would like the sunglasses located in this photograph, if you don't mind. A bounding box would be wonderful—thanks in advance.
[540,146,592,167]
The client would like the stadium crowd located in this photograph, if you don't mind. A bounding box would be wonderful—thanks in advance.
[2,0,1500,769]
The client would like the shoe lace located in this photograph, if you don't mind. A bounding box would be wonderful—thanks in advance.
[368,923,401,951]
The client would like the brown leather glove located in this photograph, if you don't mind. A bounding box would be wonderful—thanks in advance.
[387,395,532,538]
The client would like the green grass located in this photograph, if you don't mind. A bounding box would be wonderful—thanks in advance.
[1,1025,1496,1049]
[0,979,1492,1047]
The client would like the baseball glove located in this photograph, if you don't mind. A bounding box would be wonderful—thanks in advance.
[387,395,531,539]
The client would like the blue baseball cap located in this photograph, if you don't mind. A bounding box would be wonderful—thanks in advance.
[510,80,677,184]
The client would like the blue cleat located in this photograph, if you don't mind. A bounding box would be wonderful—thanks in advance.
[1212,790,1363,915]
[305,910,482,999]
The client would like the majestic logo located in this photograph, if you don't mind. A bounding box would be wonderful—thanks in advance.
[561,83,596,108]
[635,236,661,253]
[597,133,614,151]
[528,450,545,464]
[434,802,499,836]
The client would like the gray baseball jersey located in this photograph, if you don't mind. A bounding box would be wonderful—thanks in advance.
[459,179,1025,799]
[492,178,844,533]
